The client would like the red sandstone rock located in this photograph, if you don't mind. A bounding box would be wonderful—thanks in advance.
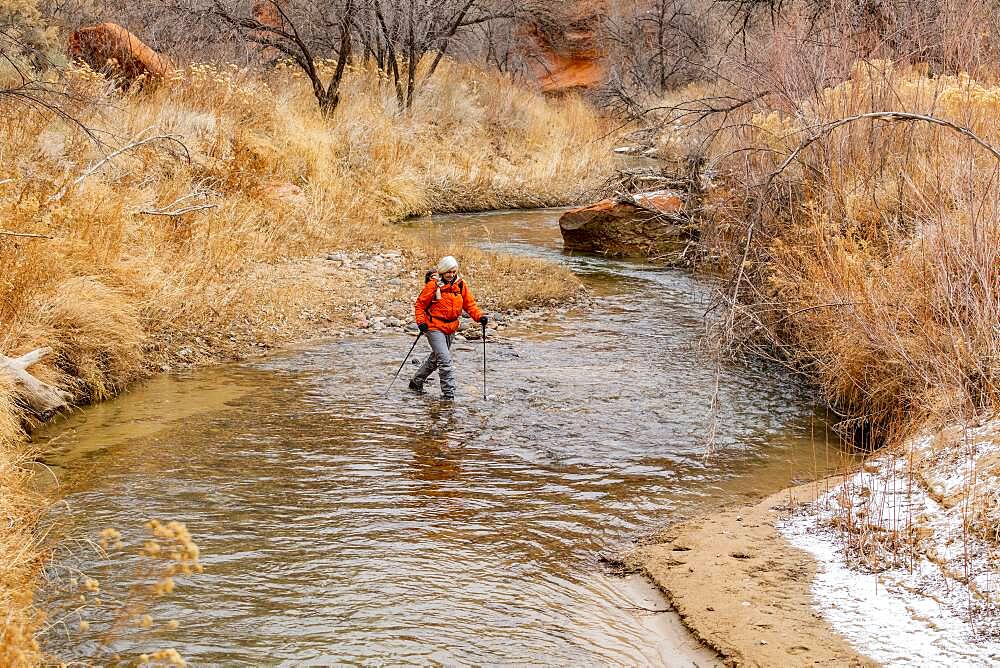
[559,190,693,259]
[69,23,173,84]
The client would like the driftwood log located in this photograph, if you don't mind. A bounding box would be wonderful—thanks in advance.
[0,348,71,415]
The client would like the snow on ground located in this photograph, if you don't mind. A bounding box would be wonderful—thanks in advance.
[779,418,1000,666]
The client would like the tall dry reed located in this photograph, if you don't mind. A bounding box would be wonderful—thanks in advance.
[648,44,1000,440]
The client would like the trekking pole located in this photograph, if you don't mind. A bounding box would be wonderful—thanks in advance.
[482,321,488,400]
[385,332,422,397]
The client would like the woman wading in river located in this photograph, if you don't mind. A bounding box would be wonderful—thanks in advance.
[409,256,487,400]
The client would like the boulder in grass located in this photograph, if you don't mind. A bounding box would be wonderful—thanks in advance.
[69,22,173,85]
[559,190,694,260]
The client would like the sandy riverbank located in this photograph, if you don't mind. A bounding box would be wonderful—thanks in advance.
[628,481,875,667]
[630,416,1000,667]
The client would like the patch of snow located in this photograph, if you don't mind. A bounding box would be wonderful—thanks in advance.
[783,513,1000,665]
[778,417,1000,665]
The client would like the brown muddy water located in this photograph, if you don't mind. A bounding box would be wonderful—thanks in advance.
[36,209,854,665]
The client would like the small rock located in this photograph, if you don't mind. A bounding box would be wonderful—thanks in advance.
[177,347,193,358]
[388,278,402,286]
[384,316,402,328]
[411,357,421,365]
[404,322,419,332]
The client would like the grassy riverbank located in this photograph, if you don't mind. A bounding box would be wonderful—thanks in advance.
[0,60,615,661]
[654,61,1000,442]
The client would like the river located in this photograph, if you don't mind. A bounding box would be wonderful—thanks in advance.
[35,208,853,665]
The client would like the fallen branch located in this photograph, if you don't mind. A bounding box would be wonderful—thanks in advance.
[0,230,53,239]
[136,189,217,217]
[138,203,217,217]
[617,604,672,614]
[47,129,191,204]
[0,347,71,415]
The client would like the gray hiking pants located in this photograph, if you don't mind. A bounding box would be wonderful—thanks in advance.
[412,330,456,398]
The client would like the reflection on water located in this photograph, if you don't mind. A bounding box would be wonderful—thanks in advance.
[37,209,854,664]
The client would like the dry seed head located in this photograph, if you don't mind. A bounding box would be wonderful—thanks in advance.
[99,527,123,550]
[149,648,186,666]
[153,576,176,596]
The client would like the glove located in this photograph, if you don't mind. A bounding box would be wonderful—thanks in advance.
[479,316,489,327]
[418,323,429,333]
[424,270,436,283]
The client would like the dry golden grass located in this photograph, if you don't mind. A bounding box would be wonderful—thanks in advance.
[0,427,45,666]
[0,57,615,660]
[671,61,1000,436]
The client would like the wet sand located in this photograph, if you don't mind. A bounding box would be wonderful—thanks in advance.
[631,481,876,667]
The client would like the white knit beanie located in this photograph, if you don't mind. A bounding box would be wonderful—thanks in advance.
[436,256,459,273]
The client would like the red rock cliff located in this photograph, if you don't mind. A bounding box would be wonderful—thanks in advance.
[521,1,609,94]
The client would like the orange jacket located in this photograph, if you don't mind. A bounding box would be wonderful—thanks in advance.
[414,277,483,335]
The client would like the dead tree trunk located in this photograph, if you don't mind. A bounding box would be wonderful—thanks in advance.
[0,348,71,415]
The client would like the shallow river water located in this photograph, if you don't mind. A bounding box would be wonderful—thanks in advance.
[37,209,853,665]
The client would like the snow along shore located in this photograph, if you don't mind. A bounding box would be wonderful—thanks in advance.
[779,418,1000,666]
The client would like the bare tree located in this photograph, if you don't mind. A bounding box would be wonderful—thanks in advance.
[209,0,355,114]
[354,0,488,109]
[203,0,519,112]
[605,0,708,97]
